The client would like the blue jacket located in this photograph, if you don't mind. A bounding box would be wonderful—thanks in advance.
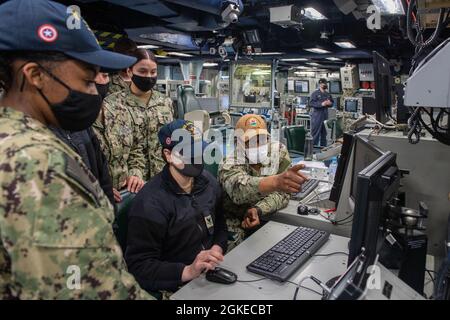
[125,165,228,292]
[309,88,334,121]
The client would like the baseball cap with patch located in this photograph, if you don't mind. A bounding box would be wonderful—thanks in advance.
[158,119,207,163]
[235,114,269,142]
[0,0,136,71]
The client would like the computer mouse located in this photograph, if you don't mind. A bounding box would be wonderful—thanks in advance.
[297,204,309,215]
[205,267,237,284]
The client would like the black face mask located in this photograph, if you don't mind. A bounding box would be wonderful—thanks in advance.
[131,74,157,92]
[95,82,110,100]
[174,163,204,178]
[36,66,103,132]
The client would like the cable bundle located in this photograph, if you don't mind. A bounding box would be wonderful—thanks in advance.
[405,0,450,145]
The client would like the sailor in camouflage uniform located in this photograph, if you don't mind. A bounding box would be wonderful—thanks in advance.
[110,48,174,181]
[218,115,308,249]
[146,89,174,178]
[107,38,137,96]
[94,92,146,198]
[108,73,130,95]
[0,0,152,299]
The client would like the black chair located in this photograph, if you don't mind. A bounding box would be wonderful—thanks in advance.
[114,190,136,252]
[176,85,202,119]
[284,125,307,157]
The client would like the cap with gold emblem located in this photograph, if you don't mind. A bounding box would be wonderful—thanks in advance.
[235,114,269,142]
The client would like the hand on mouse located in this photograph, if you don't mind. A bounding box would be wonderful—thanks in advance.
[210,245,224,255]
[181,249,224,282]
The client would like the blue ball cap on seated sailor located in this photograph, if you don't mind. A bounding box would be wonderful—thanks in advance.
[0,0,136,71]
[158,119,207,164]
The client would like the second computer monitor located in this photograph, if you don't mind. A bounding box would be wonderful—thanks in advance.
[348,138,400,268]
[344,98,360,113]
[350,137,383,200]
[373,51,393,124]
[328,81,341,94]
[294,80,309,93]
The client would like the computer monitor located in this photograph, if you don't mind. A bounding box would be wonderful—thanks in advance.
[329,81,341,94]
[344,98,359,113]
[362,97,377,115]
[373,51,393,124]
[299,96,309,105]
[349,137,383,201]
[294,80,309,93]
[348,141,400,268]
[329,133,355,205]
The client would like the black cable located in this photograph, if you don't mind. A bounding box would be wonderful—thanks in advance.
[418,108,450,145]
[236,277,267,283]
[408,107,422,144]
[426,269,437,276]
[287,280,324,300]
[333,214,354,225]
[313,251,349,257]
[426,270,436,285]
[318,211,354,226]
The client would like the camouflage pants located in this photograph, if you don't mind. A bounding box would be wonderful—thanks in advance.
[161,290,174,300]
[226,217,268,253]
[148,290,175,300]
[226,217,246,252]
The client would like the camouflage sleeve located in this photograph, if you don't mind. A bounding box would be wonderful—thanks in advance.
[254,192,290,215]
[277,143,292,174]
[127,111,146,180]
[92,108,108,157]
[218,159,264,206]
[165,97,174,117]
[254,143,292,214]
[0,145,152,300]
[147,98,174,178]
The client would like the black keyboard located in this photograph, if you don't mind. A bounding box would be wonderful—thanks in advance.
[246,226,329,281]
[292,179,320,200]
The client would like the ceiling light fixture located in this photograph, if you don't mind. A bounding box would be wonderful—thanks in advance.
[371,0,405,15]
[250,52,284,56]
[167,52,194,57]
[304,7,327,20]
[137,45,160,49]
[304,48,331,54]
[334,41,356,49]
[203,62,219,67]
[281,58,308,62]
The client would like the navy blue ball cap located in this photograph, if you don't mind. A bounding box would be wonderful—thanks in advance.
[0,0,136,71]
[158,120,207,160]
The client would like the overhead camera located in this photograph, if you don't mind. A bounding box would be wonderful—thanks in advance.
[221,3,241,25]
